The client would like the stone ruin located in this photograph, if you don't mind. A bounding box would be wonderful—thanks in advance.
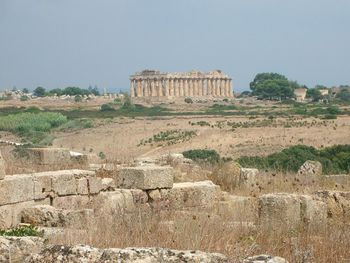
[130,69,233,98]
[0,153,349,262]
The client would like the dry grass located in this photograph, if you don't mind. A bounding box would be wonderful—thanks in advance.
[49,208,350,263]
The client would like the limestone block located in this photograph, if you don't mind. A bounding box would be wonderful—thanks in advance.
[21,205,66,227]
[118,166,174,190]
[239,168,259,187]
[52,195,91,210]
[0,174,34,205]
[161,180,220,210]
[25,245,228,263]
[148,189,162,201]
[130,189,148,204]
[64,209,94,228]
[92,190,135,214]
[243,254,288,263]
[0,201,35,229]
[77,178,89,195]
[316,190,350,221]
[0,236,45,263]
[27,148,71,165]
[101,178,116,191]
[298,160,322,176]
[52,173,77,196]
[0,151,5,179]
[259,193,301,228]
[33,173,52,200]
[216,195,257,222]
[300,195,327,228]
[87,176,102,194]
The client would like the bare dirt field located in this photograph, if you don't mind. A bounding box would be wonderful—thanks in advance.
[52,115,350,161]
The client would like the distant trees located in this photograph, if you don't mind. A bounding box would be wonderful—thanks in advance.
[33,87,46,97]
[306,88,323,102]
[337,89,350,102]
[249,73,297,100]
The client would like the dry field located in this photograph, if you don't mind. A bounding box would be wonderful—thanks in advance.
[52,115,350,162]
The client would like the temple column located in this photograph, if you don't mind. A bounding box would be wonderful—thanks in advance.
[130,79,135,97]
[229,79,233,97]
[211,79,216,96]
[215,79,220,97]
[184,79,189,96]
[165,79,169,97]
[222,79,227,97]
[218,79,223,97]
[139,80,144,97]
[150,80,155,97]
[169,79,174,96]
[174,79,179,97]
[157,79,163,96]
[207,79,212,96]
[189,79,193,96]
[179,79,184,96]
[202,79,206,96]
[197,79,202,96]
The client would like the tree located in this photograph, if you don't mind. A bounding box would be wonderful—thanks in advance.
[250,73,295,100]
[22,88,29,94]
[337,89,350,102]
[250,73,288,92]
[33,86,46,97]
[307,88,323,102]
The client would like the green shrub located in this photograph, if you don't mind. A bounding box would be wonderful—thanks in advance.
[0,112,68,145]
[238,144,350,174]
[183,149,221,163]
[20,95,29,101]
[0,225,42,237]
[100,104,115,111]
[184,97,193,104]
[74,95,82,102]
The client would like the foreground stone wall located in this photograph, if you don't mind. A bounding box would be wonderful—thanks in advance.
[0,170,100,229]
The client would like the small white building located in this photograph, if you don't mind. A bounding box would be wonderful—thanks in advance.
[294,88,307,102]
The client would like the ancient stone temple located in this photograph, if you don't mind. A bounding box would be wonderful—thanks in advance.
[130,70,233,98]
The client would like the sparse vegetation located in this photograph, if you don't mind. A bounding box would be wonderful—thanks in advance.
[0,225,42,237]
[138,130,197,146]
[238,144,350,174]
[0,112,68,145]
[183,149,221,163]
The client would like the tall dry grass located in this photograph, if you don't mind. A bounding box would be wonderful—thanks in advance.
[49,208,350,263]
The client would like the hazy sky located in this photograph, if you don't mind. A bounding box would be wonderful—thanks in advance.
[0,0,349,92]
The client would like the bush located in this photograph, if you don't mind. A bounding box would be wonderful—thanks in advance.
[0,112,68,145]
[238,144,350,174]
[183,149,221,163]
[20,95,29,101]
[100,104,115,111]
[74,95,82,102]
[0,225,42,237]
[184,97,193,104]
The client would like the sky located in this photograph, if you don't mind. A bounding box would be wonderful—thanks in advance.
[0,0,349,93]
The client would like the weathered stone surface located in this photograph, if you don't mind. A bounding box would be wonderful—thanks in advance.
[130,189,149,204]
[101,178,116,191]
[27,148,71,165]
[148,189,162,201]
[259,194,301,227]
[52,173,77,196]
[216,194,257,222]
[0,174,34,205]
[0,151,5,179]
[92,190,135,214]
[64,209,94,228]
[0,236,44,263]
[242,254,288,263]
[239,168,259,187]
[52,195,91,210]
[118,166,174,190]
[21,205,66,227]
[25,245,228,263]
[316,190,350,221]
[161,181,220,210]
[298,160,322,176]
[76,178,89,195]
[87,176,102,194]
[33,173,52,200]
[300,195,327,227]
